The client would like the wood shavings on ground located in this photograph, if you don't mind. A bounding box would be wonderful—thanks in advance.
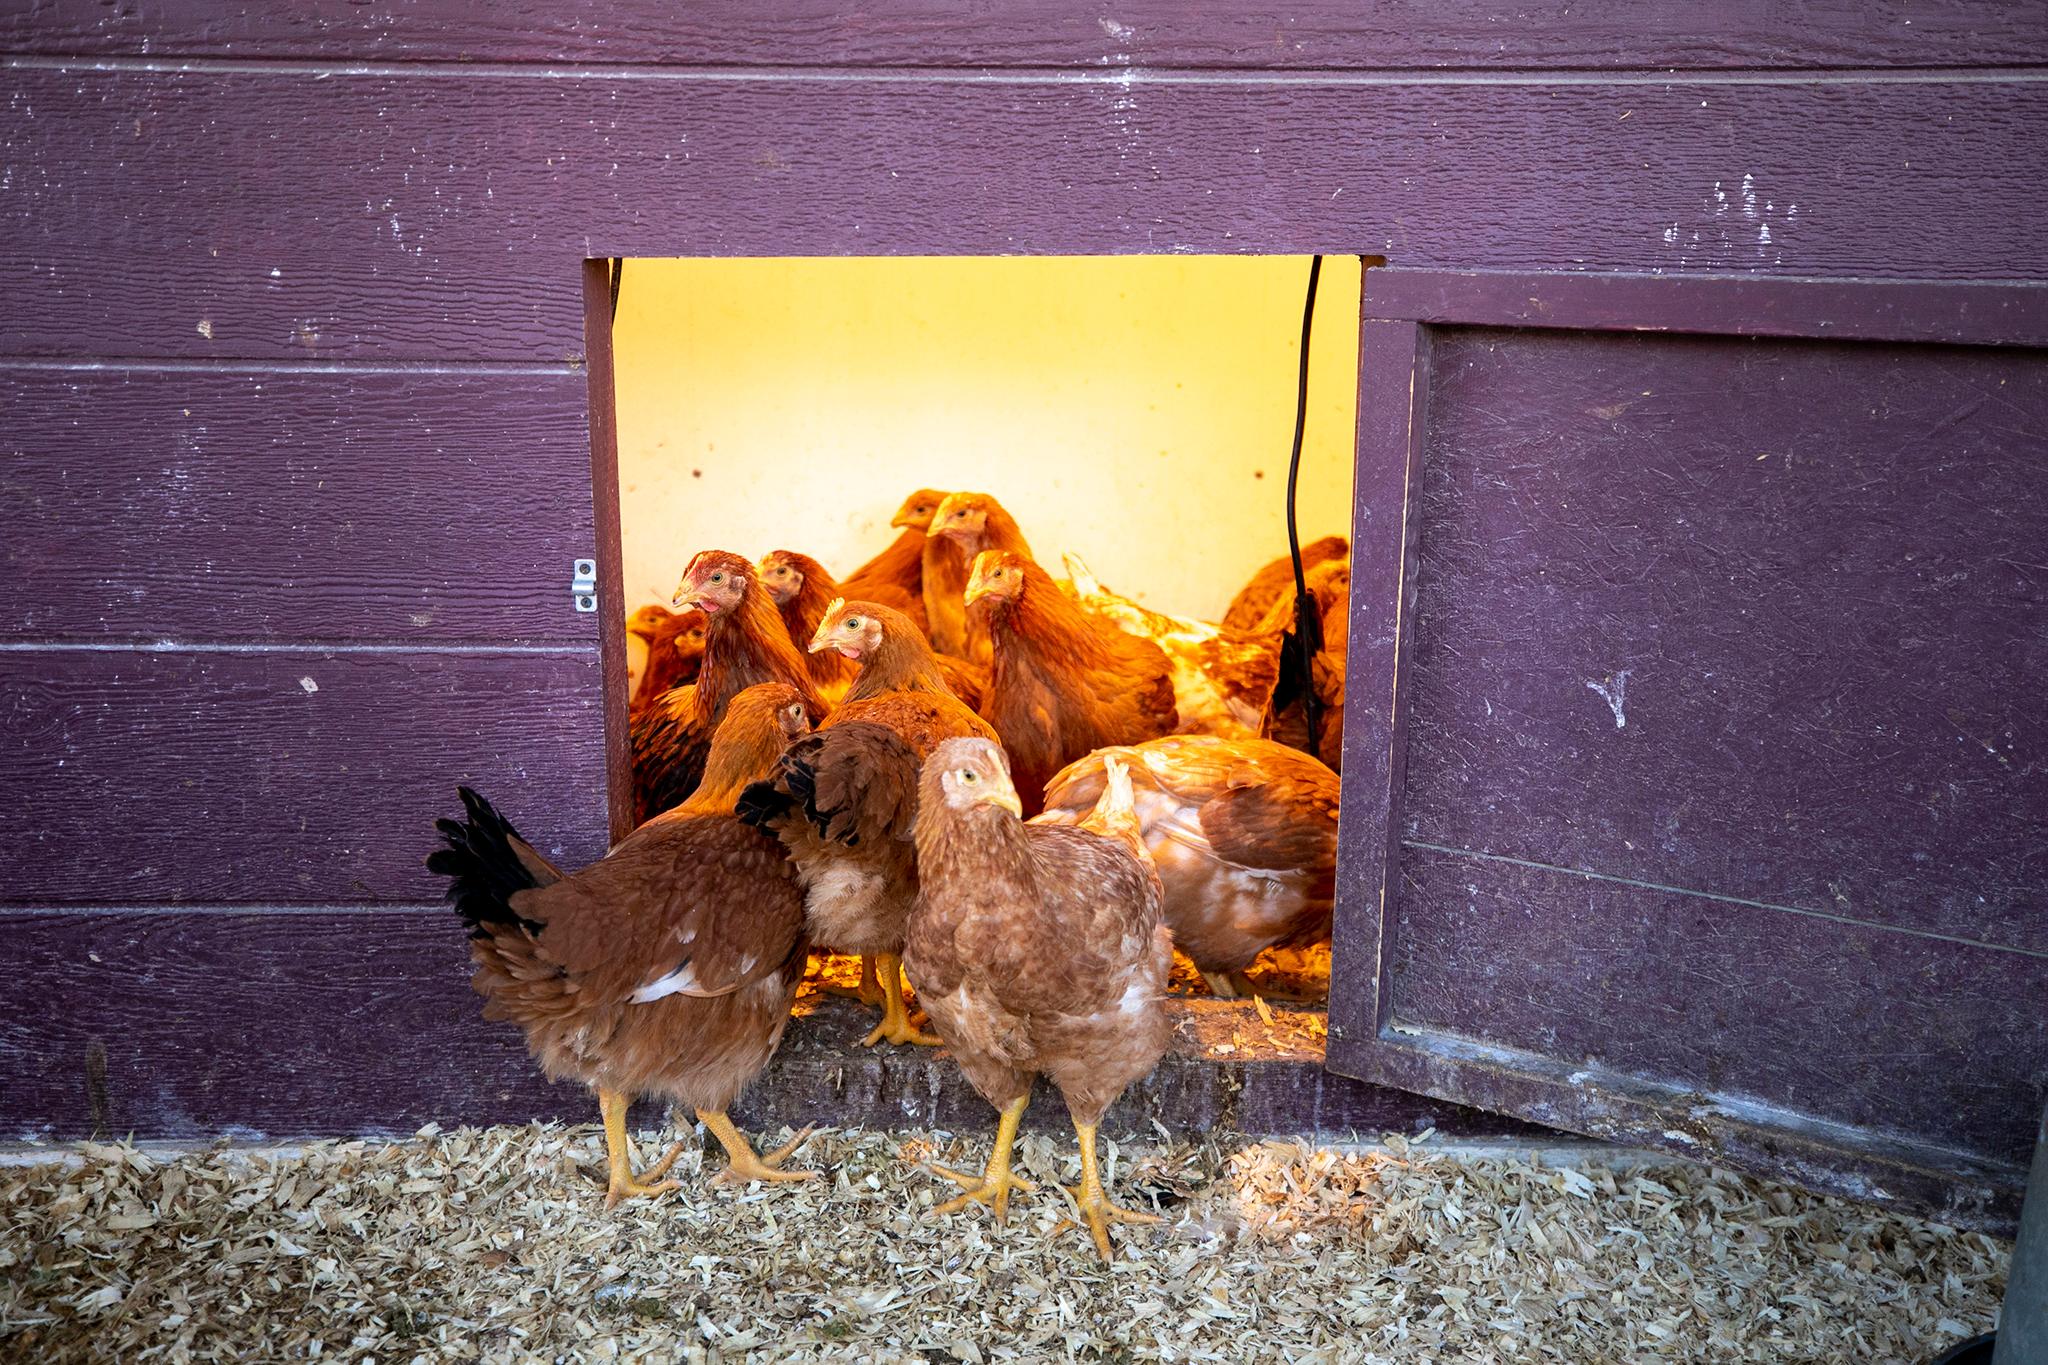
[1,1126,2005,1363]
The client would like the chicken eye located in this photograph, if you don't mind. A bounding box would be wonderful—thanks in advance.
[960,770,977,783]
[844,617,862,629]
[710,572,723,582]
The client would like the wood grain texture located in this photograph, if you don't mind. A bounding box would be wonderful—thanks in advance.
[0,650,609,905]
[4,70,2046,360]
[1389,843,2047,1184]
[7,1,2046,70]
[1,367,598,644]
[1401,327,2048,952]
[0,909,1534,1143]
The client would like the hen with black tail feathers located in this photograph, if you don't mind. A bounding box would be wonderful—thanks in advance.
[426,682,822,1207]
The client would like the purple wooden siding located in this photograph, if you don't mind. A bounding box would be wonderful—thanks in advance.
[11,1,2048,70]
[0,650,608,906]
[1327,270,2048,1231]
[2,9,2044,1157]
[6,72,2048,363]
[2,368,596,644]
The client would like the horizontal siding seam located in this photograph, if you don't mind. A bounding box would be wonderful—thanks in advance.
[0,642,598,656]
[0,358,583,377]
[1401,839,2048,960]
[0,904,446,916]
[7,54,2048,86]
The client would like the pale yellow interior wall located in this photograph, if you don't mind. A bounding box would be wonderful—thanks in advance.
[613,255,1359,624]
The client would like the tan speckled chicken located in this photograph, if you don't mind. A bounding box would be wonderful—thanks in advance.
[1040,735,1339,999]
[906,738,1172,1260]
[427,684,821,1206]
[1061,552,1283,741]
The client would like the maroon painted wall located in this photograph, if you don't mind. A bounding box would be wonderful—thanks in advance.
[3,4,2045,1145]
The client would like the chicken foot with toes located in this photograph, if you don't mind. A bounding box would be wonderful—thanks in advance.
[861,954,943,1048]
[1054,1119,1163,1261]
[926,1094,1037,1223]
[699,1110,820,1187]
[599,1090,687,1208]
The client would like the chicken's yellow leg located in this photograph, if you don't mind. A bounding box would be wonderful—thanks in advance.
[698,1110,820,1187]
[598,1089,685,1209]
[927,1093,1036,1224]
[859,954,943,1048]
[821,952,887,1007]
[1059,1119,1162,1260]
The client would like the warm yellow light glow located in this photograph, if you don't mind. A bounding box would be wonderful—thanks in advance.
[613,255,1360,621]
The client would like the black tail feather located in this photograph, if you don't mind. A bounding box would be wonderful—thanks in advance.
[734,773,796,832]
[736,738,866,847]
[425,785,546,938]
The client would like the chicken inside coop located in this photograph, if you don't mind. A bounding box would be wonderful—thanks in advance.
[609,255,1360,1033]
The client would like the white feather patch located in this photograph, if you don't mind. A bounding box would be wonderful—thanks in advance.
[629,961,701,1003]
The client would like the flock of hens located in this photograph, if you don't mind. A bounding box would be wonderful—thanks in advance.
[429,489,1353,1259]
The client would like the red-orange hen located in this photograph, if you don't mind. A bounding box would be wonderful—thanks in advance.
[965,549,1177,815]
[926,491,1034,662]
[630,549,823,823]
[758,549,858,703]
[627,604,708,715]
[738,599,998,1048]
[839,489,942,631]
[427,683,821,1206]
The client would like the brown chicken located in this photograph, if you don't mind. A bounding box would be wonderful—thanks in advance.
[427,683,821,1206]
[906,738,1172,1260]
[1061,553,1282,741]
[839,489,942,631]
[1259,558,1352,771]
[1221,535,1349,633]
[965,550,1177,816]
[758,549,858,703]
[1040,736,1339,999]
[627,605,708,715]
[630,550,824,824]
[926,491,1034,662]
[739,599,999,1047]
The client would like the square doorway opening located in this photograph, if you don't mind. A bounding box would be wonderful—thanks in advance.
[603,253,1362,1041]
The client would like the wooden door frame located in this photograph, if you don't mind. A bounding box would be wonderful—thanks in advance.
[583,258,635,844]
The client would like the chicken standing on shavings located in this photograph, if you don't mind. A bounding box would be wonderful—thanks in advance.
[905,737,1173,1260]
[427,684,822,1207]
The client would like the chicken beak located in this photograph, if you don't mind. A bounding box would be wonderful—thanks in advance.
[962,578,990,608]
[984,787,1023,818]
[806,628,831,654]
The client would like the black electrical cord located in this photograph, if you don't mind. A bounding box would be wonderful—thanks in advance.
[609,257,625,321]
[1284,254,1326,755]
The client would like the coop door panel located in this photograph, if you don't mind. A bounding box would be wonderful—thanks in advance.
[1325,270,2048,1233]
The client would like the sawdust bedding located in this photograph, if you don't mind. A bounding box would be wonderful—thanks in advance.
[0,1125,2005,1364]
